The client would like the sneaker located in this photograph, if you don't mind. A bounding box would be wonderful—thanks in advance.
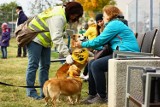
[28,95,43,100]
[23,55,27,57]
[81,95,97,104]
[88,95,108,104]
[80,73,89,81]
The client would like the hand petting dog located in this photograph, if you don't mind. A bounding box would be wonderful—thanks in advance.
[74,40,82,48]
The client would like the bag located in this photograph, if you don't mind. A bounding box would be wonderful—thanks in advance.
[14,17,48,47]
[94,45,113,59]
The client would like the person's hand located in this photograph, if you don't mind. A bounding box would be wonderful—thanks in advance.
[66,55,74,64]
[75,41,82,48]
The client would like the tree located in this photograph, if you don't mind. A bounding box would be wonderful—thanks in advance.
[29,0,68,16]
[0,1,18,23]
[76,0,116,12]
[75,0,116,18]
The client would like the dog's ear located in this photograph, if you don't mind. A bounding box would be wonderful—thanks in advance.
[71,34,76,39]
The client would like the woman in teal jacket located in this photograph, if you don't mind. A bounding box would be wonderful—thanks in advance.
[75,5,140,104]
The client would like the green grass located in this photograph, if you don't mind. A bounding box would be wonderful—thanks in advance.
[0,37,108,107]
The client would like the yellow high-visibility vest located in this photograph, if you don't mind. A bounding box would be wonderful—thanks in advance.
[28,6,67,47]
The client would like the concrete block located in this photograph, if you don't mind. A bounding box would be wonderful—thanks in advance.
[108,59,160,107]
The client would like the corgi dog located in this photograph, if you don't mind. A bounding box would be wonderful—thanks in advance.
[43,65,82,106]
[56,34,89,79]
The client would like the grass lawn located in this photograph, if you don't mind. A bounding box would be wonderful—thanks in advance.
[0,37,108,107]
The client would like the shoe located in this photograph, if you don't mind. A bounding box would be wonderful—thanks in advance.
[28,95,43,100]
[88,95,108,104]
[16,55,21,57]
[81,95,97,104]
[80,73,89,81]
[23,55,27,57]
[1,57,7,59]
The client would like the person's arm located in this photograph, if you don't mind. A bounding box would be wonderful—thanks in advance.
[2,32,10,42]
[83,27,91,38]
[81,21,120,49]
[46,15,70,57]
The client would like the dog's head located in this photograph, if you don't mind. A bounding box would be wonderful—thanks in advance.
[71,34,88,48]
[67,64,81,77]
[71,34,87,42]
[72,48,89,65]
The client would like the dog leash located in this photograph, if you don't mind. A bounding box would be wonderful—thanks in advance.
[0,81,42,88]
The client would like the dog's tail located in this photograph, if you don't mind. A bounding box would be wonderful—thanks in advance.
[46,86,50,98]
[43,82,50,98]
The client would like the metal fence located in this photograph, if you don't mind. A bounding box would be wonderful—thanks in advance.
[128,0,160,34]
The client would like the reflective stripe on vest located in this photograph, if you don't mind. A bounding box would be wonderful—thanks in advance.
[28,6,66,47]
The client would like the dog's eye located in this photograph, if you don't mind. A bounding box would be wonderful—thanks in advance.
[78,36,80,38]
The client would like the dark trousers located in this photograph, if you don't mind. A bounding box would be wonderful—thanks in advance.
[17,45,27,56]
[88,55,112,98]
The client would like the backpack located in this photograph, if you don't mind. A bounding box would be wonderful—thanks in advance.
[14,17,48,47]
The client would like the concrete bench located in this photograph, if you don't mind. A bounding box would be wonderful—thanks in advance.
[108,59,160,107]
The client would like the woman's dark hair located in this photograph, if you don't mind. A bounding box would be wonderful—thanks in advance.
[64,2,83,22]
[95,13,103,35]
[96,25,101,35]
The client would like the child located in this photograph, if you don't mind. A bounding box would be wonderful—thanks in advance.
[0,23,10,59]
[83,18,97,40]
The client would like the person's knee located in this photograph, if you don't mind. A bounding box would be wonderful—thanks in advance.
[91,61,99,68]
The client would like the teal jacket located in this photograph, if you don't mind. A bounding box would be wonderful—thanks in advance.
[81,19,140,52]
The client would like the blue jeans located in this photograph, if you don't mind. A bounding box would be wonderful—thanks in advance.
[26,41,51,98]
[88,55,112,98]
[1,46,7,58]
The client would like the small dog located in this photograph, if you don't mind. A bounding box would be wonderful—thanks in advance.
[43,64,82,106]
[56,34,89,79]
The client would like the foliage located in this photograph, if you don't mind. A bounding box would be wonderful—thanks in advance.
[0,1,18,23]
[29,0,67,16]
[76,0,116,12]
[75,0,116,18]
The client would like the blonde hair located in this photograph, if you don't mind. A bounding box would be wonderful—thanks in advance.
[103,5,122,21]
[88,18,96,25]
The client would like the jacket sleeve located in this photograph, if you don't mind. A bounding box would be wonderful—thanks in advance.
[46,15,70,57]
[17,11,28,25]
[3,32,10,42]
[81,21,120,49]
[83,27,91,38]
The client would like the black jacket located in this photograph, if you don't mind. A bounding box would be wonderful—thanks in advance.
[17,11,28,26]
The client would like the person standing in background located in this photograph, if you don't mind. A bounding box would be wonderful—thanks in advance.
[0,23,10,59]
[16,6,28,57]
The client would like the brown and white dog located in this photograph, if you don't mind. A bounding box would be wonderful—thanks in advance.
[43,64,82,106]
[55,34,89,79]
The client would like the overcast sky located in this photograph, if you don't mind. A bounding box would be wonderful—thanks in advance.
[0,0,133,17]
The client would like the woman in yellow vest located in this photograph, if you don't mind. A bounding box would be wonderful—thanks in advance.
[26,1,83,100]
